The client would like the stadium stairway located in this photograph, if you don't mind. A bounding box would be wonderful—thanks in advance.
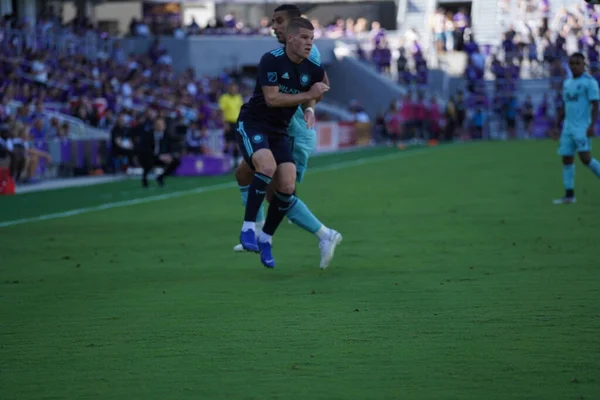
[326,55,407,118]
[471,0,503,46]
[327,48,456,117]
[397,0,433,41]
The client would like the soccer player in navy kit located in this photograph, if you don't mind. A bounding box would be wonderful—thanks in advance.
[233,4,342,270]
[237,17,329,268]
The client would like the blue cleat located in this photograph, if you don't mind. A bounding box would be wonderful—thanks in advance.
[240,229,259,252]
[258,240,276,268]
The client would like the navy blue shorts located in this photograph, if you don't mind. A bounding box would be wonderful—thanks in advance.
[236,120,295,169]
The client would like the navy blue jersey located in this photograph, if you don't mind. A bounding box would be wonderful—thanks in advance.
[238,47,325,135]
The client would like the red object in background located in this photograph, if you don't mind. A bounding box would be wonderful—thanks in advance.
[338,121,356,148]
[415,102,428,122]
[92,97,108,118]
[0,167,15,195]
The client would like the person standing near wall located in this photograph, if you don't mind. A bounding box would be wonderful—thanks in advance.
[219,83,244,168]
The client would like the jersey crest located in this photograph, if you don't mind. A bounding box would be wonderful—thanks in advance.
[300,74,311,87]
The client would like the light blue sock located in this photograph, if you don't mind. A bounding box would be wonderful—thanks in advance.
[563,164,575,191]
[287,198,323,234]
[587,158,600,179]
[239,185,265,223]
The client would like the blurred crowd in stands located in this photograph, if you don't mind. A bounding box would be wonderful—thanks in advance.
[375,88,557,145]
[431,7,471,53]
[129,11,381,40]
[0,8,391,183]
[458,1,600,140]
[0,9,258,182]
[5,1,600,183]
[368,1,600,144]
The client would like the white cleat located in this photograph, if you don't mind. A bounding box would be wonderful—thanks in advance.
[233,243,245,252]
[233,221,264,252]
[318,229,343,269]
[553,197,576,205]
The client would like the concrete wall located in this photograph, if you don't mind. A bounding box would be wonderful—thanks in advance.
[63,1,142,35]
[118,36,343,75]
[62,1,217,36]
[327,56,407,118]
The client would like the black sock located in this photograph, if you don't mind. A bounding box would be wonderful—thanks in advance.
[566,189,574,198]
[244,172,271,222]
[142,167,151,181]
[263,190,297,236]
[160,157,181,178]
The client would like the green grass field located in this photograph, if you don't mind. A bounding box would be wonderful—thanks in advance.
[1,141,599,400]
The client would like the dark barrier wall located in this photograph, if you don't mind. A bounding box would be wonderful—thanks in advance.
[119,36,343,75]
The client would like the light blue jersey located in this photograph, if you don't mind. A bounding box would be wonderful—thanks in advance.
[558,73,600,156]
[288,45,322,182]
[562,73,599,134]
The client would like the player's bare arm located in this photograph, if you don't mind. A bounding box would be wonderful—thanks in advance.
[557,103,565,126]
[302,99,316,111]
[554,104,565,139]
[588,100,598,137]
[315,71,329,103]
[262,82,328,108]
[302,99,317,129]
[302,72,331,110]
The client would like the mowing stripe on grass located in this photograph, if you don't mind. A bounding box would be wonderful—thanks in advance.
[1,146,432,228]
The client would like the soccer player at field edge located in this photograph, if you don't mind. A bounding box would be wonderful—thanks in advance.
[553,52,600,204]
[233,4,342,269]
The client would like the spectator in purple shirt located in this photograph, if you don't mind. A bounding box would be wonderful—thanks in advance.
[549,59,565,91]
[30,118,45,139]
[503,33,517,63]
[463,35,479,56]
[453,8,469,51]
[527,37,538,69]
[223,12,237,29]
[539,0,550,35]
[371,39,392,74]
[589,45,599,71]
[371,21,386,47]
[536,94,548,119]
[465,58,479,93]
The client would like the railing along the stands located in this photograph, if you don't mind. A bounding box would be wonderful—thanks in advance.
[30,129,226,180]
[7,100,87,138]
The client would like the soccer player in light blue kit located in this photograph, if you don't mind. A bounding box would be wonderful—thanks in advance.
[554,52,600,204]
[232,4,342,268]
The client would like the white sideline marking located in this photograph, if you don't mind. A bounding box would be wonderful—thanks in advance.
[0,148,428,228]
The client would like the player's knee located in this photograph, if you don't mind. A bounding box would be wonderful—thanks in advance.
[279,182,296,194]
[251,150,276,177]
[578,152,591,165]
[562,156,574,166]
[274,162,296,194]
[256,164,276,177]
[276,172,296,194]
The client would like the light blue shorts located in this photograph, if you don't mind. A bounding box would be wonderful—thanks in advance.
[288,116,317,183]
[558,132,591,156]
